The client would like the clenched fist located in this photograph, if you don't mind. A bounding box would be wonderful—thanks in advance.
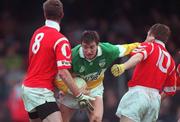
[111,64,125,77]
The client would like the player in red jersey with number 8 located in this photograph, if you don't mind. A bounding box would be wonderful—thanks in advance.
[21,0,95,122]
[111,23,176,122]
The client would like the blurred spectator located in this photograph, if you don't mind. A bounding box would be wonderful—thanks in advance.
[3,41,23,71]
[0,101,11,122]
[7,83,29,122]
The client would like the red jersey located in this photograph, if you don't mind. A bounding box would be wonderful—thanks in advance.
[128,40,176,95]
[23,20,72,90]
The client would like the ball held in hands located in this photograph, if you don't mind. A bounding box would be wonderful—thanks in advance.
[54,77,87,94]
[67,77,87,94]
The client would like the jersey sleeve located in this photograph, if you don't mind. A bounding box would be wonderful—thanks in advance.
[100,43,120,61]
[54,37,72,69]
[162,65,176,96]
[131,42,154,60]
[116,42,140,57]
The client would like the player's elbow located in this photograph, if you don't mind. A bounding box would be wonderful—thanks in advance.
[132,53,143,64]
[136,53,143,62]
[58,69,70,79]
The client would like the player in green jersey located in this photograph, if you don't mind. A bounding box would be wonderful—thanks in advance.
[54,30,140,122]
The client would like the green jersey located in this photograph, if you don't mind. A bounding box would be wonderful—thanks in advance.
[72,42,128,89]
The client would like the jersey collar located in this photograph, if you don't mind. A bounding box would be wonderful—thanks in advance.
[155,40,165,47]
[45,20,60,31]
[79,46,102,60]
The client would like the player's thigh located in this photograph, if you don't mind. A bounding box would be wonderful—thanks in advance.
[28,102,62,122]
[21,85,56,112]
[28,111,41,122]
[142,94,161,122]
[36,102,61,121]
[88,96,103,120]
[59,104,75,122]
[43,111,63,122]
[116,91,149,122]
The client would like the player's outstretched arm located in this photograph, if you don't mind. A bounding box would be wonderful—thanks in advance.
[111,53,143,77]
[121,42,140,56]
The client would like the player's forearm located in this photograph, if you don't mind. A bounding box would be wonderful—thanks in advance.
[58,69,80,96]
[111,53,143,77]
[124,53,143,70]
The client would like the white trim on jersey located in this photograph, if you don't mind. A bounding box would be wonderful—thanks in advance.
[57,60,71,67]
[141,43,155,60]
[132,45,148,60]
[149,43,154,55]
[142,50,148,60]
[155,40,165,47]
[169,65,175,75]
[143,43,155,60]
[163,86,176,93]
[45,20,60,32]
[79,46,102,58]
[115,45,126,57]
[54,37,69,51]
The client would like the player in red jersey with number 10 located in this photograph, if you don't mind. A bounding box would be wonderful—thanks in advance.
[21,0,95,122]
[111,23,176,122]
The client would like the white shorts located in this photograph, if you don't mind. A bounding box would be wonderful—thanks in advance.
[116,86,161,122]
[21,85,56,112]
[57,83,104,109]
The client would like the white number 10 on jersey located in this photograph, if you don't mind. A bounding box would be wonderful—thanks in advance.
[156,47,171,73]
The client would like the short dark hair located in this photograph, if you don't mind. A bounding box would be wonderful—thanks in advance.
[43,0,64,21]
[149,23,171,43]
[80,30,100,44]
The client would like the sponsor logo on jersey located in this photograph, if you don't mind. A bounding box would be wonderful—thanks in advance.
[83,72,101,81]
[79,69,106,82]
[61,43,71,59]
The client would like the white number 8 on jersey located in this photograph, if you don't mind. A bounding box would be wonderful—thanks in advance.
[32,33,44,54]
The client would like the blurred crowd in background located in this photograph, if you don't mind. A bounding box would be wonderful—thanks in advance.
[0,0,180,122]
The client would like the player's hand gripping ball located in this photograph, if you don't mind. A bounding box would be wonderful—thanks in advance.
[72,77,95,112]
